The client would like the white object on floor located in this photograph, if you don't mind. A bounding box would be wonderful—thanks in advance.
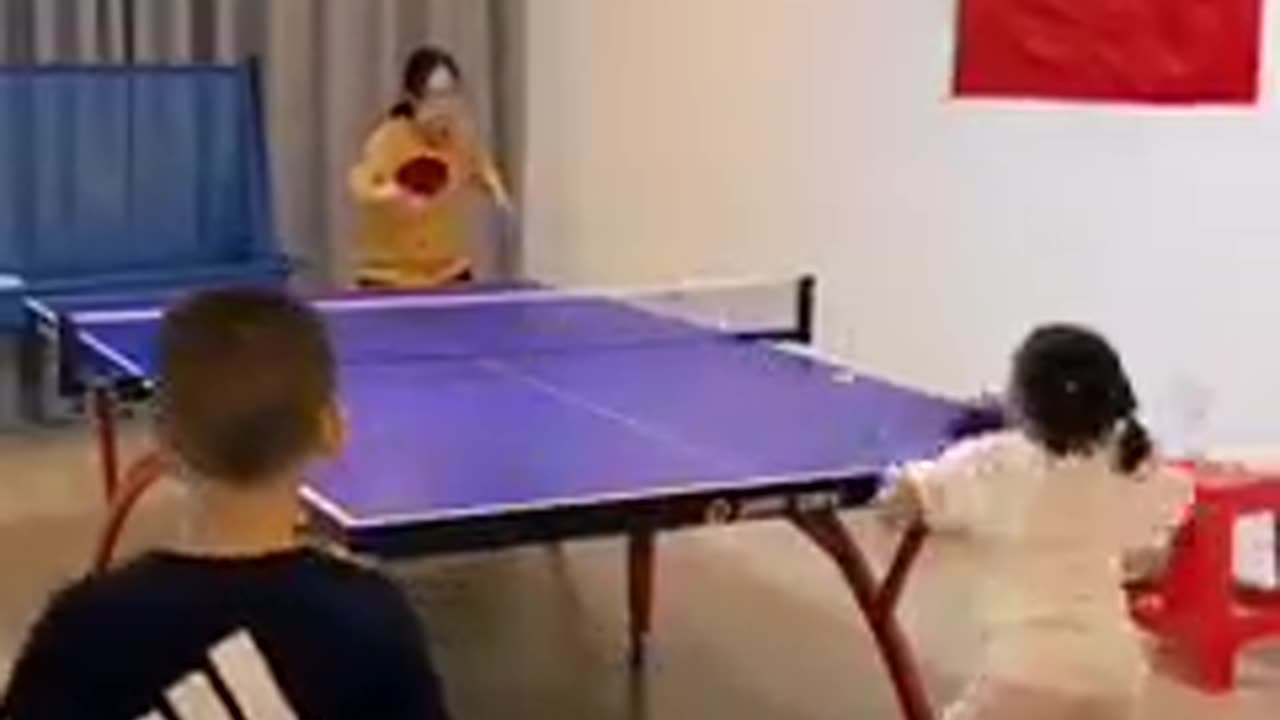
[1207,447,1280,591]
[1234,514,1276,590]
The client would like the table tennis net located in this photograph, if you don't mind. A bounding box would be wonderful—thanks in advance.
[317,277,813,362]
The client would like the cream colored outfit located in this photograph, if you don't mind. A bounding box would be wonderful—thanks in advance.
[901,431,1191,718]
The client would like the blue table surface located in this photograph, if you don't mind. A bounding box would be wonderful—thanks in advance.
[54,292,966,525]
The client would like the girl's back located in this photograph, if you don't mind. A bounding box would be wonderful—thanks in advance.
[917,431,1188,696]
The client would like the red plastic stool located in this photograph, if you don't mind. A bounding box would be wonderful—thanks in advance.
[1128,461,1280,692]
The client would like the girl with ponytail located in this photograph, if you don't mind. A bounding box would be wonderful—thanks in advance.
[348,45,510,289]
[881,323,1191,720]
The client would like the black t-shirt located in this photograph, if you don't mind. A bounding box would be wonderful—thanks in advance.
[0,548,449,720]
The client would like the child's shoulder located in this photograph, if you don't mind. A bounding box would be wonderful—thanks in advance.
[288,549,423,639]
[938,429,1034,467]
[900,431,1032,495]
[297,545,403,595]
[27,549,415,661]
[50,553,182,610]
[56,548,397,616]
[18,555,179,644]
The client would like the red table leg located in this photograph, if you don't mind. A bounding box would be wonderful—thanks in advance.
[792,510,934,720]
[93,452,166,573]
[877,523,930,621]
[628,529,657,668]
[88,386,120,501]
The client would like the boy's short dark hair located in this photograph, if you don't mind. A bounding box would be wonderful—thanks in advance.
[157,288,335,483]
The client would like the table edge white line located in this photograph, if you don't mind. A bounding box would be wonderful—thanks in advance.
[302,464,884,531]
[299,486,358,526]
[28,298,151,381]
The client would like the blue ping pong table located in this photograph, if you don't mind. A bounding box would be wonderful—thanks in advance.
[33,279,966,720]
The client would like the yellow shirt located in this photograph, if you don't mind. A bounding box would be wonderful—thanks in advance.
[348,117,506,288]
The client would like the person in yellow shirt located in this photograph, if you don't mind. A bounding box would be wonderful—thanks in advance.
[348,46,510,289]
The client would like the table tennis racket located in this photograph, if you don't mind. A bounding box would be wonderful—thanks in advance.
[394,154,452,197]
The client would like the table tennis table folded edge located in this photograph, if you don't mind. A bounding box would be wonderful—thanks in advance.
[302,465,886,558]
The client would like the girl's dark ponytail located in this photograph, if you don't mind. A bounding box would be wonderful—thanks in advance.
[388,100,415,119]
[1115,416,1153,474]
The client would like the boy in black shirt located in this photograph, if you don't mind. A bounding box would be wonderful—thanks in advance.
[1,288,450,719]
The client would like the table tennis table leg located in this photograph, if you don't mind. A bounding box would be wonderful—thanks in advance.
[88,386,120,501]
[791,510,933,720]
[628,529,656,668]
[93,451,166,573]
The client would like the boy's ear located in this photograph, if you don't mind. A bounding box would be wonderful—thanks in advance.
[318,401,348,458]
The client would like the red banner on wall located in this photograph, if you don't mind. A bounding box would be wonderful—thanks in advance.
[953,0,1262,104]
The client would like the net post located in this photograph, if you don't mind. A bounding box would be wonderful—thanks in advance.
[796,275,816,345]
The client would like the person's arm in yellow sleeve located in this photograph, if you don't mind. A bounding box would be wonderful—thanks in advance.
[348,124,398,205]
[348,122,440,213]
[445,110,511,211]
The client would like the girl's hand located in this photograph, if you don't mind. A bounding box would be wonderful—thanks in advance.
[876,468,925,528]
[466,146,511,209]
[422,103,510,208]
[476,170,512,211]
[371,182,432,214]
[370,181,400,202]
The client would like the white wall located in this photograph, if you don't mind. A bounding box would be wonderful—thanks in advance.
[522,0,1280,449]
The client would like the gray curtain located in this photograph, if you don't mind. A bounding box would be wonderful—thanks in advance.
[0,0,521,287]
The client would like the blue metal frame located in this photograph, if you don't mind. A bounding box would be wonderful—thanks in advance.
[0,60,289,289]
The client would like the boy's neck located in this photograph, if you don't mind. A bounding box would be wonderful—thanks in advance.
[179,475,302,558]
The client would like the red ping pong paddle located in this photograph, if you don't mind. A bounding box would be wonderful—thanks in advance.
[394,154,452,197]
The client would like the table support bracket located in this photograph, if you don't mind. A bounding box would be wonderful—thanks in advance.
[791,510,933,720]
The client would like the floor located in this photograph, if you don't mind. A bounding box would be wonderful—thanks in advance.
[2,423,1279,718]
